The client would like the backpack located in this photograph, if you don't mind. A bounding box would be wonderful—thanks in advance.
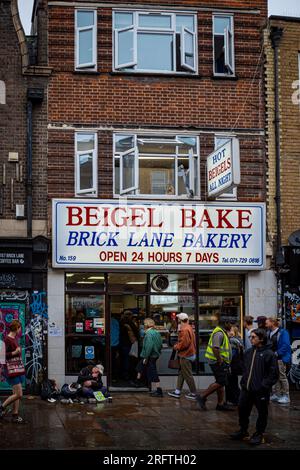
[60,383,81,399]
[40,379,60,400]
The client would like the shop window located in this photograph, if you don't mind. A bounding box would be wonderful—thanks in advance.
[75,133,97,197]
[150,273,194,293]
[213,14,234,76]
[114,134,199,198]
[214,135,237,200]
[65,292,105,374]
[66,272,105,291]
[75,9,97,70]
[113,11,197,74]
[108,273,147,294]
[198,274,243,294]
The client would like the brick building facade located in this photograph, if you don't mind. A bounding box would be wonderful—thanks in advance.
[0,0,51,392]
[265,17,300,346]
[34,0,277,389]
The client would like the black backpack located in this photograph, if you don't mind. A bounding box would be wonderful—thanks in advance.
[40,379,59,400]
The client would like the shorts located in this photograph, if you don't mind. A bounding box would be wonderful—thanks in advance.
[6,375,25,386]
[210,363,229,387]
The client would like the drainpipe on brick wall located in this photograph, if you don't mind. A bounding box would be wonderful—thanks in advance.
[270,26,284,266]
[26,88,44,238]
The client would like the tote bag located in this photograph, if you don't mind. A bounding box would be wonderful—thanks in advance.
[168,350,180,369]
[6,356,25,378]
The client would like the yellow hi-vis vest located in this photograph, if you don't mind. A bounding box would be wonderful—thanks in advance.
[205,326,231,364]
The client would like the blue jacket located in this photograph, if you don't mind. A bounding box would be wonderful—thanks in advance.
[276,328,292,364]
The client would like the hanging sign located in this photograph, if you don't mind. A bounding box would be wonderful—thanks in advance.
[207,138,240,197]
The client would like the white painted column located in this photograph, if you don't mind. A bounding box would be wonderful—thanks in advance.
[245,270,277,320]
[47,268,65,387]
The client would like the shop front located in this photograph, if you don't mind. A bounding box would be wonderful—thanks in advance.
[49,199,267,389]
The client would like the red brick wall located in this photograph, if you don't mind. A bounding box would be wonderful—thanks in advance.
[47,0,267,203]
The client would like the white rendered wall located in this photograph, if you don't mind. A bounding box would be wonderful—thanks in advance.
[245,270,277,320]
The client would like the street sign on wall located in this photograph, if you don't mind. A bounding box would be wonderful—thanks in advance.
[207,138,240,198]
[52,199,265,270]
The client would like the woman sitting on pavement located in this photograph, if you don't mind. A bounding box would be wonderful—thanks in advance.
[77,364,109,399]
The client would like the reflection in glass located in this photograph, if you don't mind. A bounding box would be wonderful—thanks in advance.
[77,11,94,28]
[79,29,93,65]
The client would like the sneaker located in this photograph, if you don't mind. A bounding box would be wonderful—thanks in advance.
[270,394,281,402]
[229,430,250,441]
[88,398,97,404]
[277,395,290,405]
[150,390,163,397]
[196,395,207,410]
[185,393,197,401]
[216,403,235,411]
[12,415,26,424]
[249,432,265,445]
[60,399,70,404]
[168,391,181,398]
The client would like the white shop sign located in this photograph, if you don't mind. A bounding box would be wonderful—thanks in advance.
[52,199,265,270]
[207,138,240,197]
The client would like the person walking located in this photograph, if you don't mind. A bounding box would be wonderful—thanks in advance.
[243,315,254,350]
[139,318,163,397]
[197,320,232,411]
[266,317,291,404]
[230,328,279,445]
[168,313,197,400]
[225,325,244,406]
[0,320,26,423]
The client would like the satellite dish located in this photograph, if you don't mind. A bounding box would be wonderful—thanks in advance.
[288,230,300,247]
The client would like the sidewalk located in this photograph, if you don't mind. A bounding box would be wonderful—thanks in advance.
[0,392,300,450]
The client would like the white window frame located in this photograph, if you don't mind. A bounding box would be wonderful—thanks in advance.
[75,9,97,71]
[213,14,235,77]
[113,133,200,199]
[113,10,198,75]
[75,132,98,197]
[214,134,237,200]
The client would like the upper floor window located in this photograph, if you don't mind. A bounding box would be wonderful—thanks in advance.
[75,10,97,70]
[75,133,98,196]
[213,15,234,76]
[114,134,199,198]
[214,135,237,200]
[113,11,197,74]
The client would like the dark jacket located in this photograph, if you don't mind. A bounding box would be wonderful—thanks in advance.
[77,366,103,389]
[240,345,279,393]
[229,336,244,375]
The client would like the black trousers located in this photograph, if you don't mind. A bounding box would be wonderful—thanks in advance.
[225,373,240,405]
[238,389,270,434]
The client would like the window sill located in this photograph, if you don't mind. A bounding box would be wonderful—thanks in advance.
[212,74,238,81]
[110,71,201,79]
[73,70,100,76]
[113,195,201,201]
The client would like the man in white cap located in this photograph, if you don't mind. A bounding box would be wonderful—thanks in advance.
[168,313,197,400]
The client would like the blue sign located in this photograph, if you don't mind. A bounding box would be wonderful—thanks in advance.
[85,346,95,360]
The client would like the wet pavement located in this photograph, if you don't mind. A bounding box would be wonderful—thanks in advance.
[0,391,300,450]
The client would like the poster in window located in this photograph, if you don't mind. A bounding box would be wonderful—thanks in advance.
[85,346,95,360]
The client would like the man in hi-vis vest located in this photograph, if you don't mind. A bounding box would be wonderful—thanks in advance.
[197,320,232,411]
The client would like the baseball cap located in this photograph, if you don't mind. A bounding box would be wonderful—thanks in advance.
[176,313,189,321]
[95,364,104,375]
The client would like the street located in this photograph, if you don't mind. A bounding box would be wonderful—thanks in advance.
[1,392,300,450]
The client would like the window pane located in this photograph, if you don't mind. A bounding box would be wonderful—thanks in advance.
[108,273,147,293]
[114,157,120,194]
[138,139,177,154]
[115,135,134,153]
[139,155,175,195]
[137,33,173,71]
[214,35,225,73]
[214,16,230,34]
[178,158,191,196]
[176,15,195,32]
[198,274,243,294]
[114,12,133,29]
[177,136,197,153]
[184,30,194,68]
[66,273,105,291]
[79,29,93,64]
[117,28,134,65]
[79,153,93,190]
[77,11,94,28]
[150,274,194,293]
[77,134,95,151]
[139,14,171,29]
[122,151,135,191]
